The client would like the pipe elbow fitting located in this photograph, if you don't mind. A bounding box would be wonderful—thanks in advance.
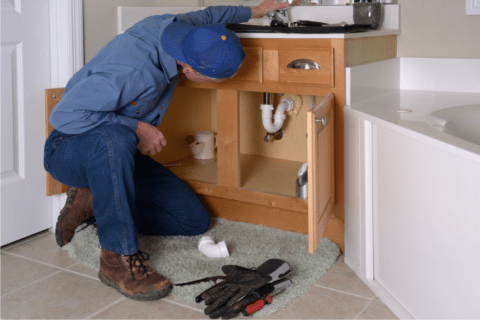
[198,236,229,258]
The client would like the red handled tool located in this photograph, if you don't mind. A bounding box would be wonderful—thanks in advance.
[241,278,292,316]
[242,294,273,316]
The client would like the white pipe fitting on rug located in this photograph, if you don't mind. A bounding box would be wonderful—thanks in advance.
[198,236,229,258]
[261,98,294,133]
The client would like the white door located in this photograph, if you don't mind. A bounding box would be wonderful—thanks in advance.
[1,0,52,245]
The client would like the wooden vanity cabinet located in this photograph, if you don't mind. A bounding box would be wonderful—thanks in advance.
[174,38,344,253]
[46,36,397,253]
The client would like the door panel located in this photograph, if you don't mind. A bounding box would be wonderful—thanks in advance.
[307,93,335,253]
[1,0,52,245]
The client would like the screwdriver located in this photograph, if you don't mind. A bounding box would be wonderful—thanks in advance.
[241,278,292,316]
[241,294,273,316]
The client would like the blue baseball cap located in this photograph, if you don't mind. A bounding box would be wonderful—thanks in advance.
[161,22,245,79]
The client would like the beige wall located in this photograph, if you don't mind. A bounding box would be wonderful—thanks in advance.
[83,0,199,62]
[83,0,260,62]
[397,0,480,58]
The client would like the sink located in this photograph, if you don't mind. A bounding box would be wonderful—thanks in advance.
[225,23,373,34]
[235,5,369,34]
[248,5,355,26]
[237,4,399,34]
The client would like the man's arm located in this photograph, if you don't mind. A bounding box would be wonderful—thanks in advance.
[175,0,291,26]
[49,65,145,134]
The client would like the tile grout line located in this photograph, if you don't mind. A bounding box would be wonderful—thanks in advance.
[353,298,377,320]
[163,297,206,314]
[1,250,67,270]
[4,247,201,317]
[83,296,126,319]
[312,284,377,301]
[1,270,63,298]
[2,250,99,281]
[64,267,100,281]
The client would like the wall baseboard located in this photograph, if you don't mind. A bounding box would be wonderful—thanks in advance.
[344,257,416,319]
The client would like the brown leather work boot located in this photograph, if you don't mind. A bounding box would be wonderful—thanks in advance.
[98,248,172,301]
[55,187,95,247]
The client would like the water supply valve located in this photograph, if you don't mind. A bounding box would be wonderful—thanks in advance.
[264,129,284,142]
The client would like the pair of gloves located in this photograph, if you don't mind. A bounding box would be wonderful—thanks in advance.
[196,259,291,319]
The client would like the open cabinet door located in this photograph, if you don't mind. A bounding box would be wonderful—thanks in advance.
[307,93,335,254]
[45,88,69,196]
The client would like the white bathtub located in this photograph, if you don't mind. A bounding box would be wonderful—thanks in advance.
[427,104,480,146]
[344,58,480,319]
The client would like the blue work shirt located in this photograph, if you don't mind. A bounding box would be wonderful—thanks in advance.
[49,6,251,134]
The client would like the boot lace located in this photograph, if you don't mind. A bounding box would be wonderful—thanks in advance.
[126,250,151,280]
[77,215,97,232]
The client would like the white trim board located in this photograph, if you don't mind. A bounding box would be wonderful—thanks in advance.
[48,0,84,227]
[49,0,84,88]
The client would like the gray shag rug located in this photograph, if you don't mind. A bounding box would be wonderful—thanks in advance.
[63,218,340,317]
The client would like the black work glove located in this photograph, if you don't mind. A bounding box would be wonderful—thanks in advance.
[196,259,290,319]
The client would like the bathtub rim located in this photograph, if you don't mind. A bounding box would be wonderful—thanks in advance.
[346,90,480,166]
[426,104,480,147]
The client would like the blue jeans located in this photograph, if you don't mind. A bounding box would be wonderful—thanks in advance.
[44,124,210,255]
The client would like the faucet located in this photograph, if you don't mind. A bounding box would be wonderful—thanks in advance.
[267,9,290,28]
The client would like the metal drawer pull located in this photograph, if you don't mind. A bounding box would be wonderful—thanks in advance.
[287,59,321,70]
[315,116,331,134]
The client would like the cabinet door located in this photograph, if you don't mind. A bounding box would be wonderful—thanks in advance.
[307,93,335,254]
[45,88,69,196]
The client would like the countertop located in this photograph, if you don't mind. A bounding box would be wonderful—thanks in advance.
[346,89,480,162]
[235,28,400,39]
[118,5,400,39]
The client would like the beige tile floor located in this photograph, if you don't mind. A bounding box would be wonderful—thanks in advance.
[1,230,398,320]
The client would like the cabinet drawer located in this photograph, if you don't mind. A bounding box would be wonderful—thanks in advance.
[278,48,334,87]
[233,46,263,83]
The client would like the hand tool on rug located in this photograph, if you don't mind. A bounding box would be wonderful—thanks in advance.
[240,278,292,317]
[195,259,291,319]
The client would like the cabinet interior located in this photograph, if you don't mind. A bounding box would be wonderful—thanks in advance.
[155,87,323,198]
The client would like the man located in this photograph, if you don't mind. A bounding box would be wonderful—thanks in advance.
[44,0,290,301]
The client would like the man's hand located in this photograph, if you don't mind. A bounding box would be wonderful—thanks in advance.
[250,0,290,19]
[135,121,167,156]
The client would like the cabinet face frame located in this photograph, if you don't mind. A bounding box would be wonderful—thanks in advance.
[180,38,347,223]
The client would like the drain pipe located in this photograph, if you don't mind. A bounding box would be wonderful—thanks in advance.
[198,236,229,258]
[261,93,294,133]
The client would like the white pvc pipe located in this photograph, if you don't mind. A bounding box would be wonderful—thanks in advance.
[198,236,229,258]
[261,99,294,133]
